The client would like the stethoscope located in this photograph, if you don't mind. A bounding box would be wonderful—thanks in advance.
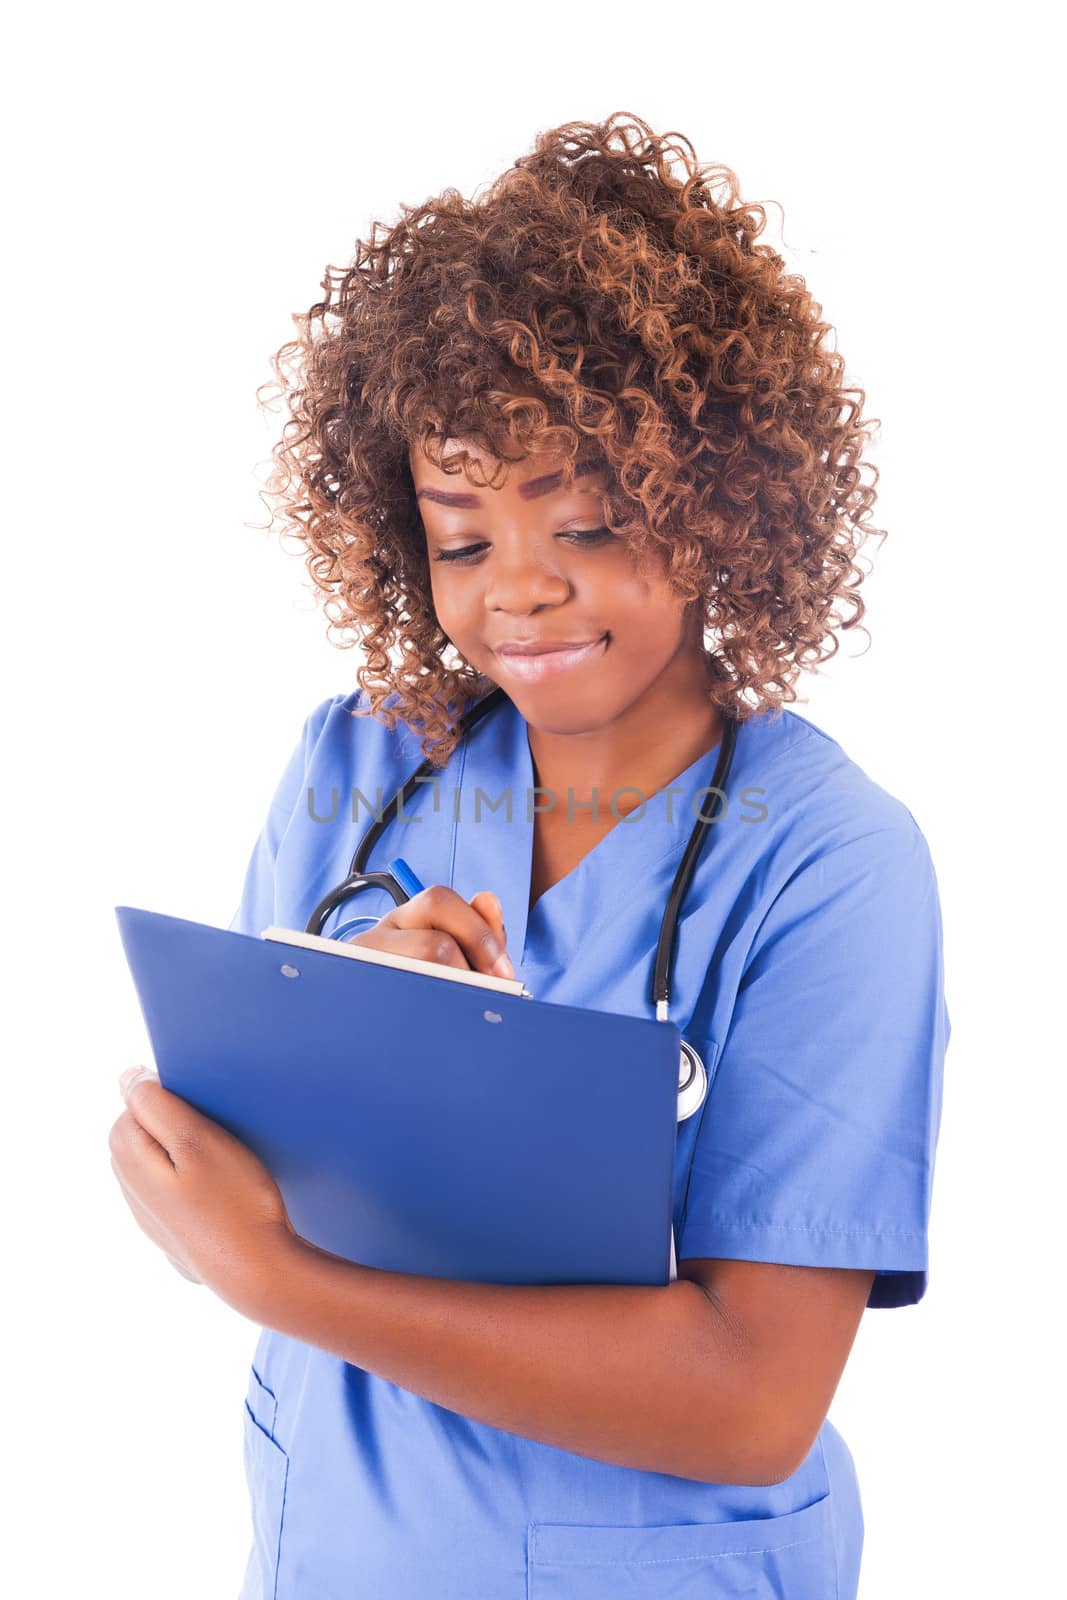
[305,685,738,1122]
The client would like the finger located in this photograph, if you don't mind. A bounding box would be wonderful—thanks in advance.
[468,890,514,977]
[110,1159,174,1252]
[113,1168,201,1283]
[469,891,514,978]
[470,890,506,946]
[166,1253,203,1285]
[109,1105,176,1180]
[118,1074,215,1171]
[348,918,474,974]
[388,885,513,978]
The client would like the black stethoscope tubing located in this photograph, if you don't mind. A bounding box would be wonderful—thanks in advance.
[305,684,738,1119]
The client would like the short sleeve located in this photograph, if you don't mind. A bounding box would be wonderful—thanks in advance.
[677,822,950,1308]
[227,695,341,938]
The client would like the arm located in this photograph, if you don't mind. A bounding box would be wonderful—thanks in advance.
[679,1257,876,1479]
[250,1234,875,1486]
[257,889,872,1480]
[109,1071,873,1486]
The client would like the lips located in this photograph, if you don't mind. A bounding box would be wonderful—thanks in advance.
[496,641,599,656]
[494,633,609,683]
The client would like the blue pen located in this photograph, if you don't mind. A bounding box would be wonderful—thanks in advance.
[388,857,426,900]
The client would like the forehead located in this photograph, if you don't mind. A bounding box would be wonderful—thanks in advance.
[408,438,607,502]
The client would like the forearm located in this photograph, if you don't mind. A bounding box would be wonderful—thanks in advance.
[253,1238,768,1484]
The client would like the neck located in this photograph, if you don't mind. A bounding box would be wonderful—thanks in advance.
[524,646,724,817]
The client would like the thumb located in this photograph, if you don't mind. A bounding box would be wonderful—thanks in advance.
[470,890,506,942]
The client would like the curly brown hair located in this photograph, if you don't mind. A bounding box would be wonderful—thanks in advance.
[257,111,884,769]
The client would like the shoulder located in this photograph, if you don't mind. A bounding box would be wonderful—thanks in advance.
[723,711,948,1058]
[296,687,432,781]
[736,705,940,911]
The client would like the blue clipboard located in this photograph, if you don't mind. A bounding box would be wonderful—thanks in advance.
[114,906,682,1286]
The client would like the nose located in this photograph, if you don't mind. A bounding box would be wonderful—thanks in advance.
[483,544,571,614]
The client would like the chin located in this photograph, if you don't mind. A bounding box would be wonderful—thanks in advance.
[508,686,622,734]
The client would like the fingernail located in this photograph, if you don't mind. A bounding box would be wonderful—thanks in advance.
[493,952,515,979]
[119,1066,150,1098]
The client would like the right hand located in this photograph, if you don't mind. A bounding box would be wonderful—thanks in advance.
[347,886,515,980]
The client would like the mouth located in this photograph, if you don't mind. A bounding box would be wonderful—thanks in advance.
[494,633,609,683]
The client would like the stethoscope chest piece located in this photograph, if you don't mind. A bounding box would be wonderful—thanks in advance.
[677,1039,708,1121]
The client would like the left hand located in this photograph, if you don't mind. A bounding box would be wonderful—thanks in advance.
[108,1067,300,1319]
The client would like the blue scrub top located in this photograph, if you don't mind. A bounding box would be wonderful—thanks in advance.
[229,688,949,1600]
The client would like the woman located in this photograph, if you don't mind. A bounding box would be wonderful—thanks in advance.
[109,112,949,1598]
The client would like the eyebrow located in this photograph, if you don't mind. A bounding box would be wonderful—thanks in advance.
[415,458,607,509]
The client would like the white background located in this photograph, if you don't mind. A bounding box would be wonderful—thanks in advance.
[4,3,1061,1594]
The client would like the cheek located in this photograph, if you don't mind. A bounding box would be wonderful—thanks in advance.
[427,571,477,643]
[605,566,687,634]
[426,565,455,616]
[602,540,673,603]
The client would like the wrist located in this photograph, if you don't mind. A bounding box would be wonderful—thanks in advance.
[236,1227,321,1329]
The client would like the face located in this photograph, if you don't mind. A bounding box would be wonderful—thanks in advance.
[409,437,707,732]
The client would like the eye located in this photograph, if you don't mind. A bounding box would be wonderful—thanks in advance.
[432,528,615,565]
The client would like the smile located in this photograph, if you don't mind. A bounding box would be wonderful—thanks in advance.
[495,634,609,683]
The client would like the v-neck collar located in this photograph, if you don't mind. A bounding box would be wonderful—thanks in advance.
[449,694,730,970]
